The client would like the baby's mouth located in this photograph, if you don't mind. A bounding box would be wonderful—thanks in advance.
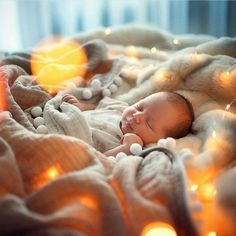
[121,119,132,132]
[124,120,132,130]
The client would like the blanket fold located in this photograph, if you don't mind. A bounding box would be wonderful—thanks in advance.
[1,25,236,236]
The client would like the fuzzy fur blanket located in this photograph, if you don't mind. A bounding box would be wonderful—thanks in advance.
[0,25,236,236]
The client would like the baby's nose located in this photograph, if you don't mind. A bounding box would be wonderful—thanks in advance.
[133,112,144,124]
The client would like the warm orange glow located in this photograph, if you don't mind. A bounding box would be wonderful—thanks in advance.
[46,166,60,180]
[31,36,88,94]
[79,195,98,210]
[190,53,206,64]
[141,222,177,236]
[199,182,216,201]
[212,131,216,138]
[219,71,232,88]
[226,104,231,110]
[153,70,171,84]
[190,184,198,191]
[126,45,138,58]
[208,232,217,236]
[32,165,62,191]
[0,71,7,111]
[206,135,222,149]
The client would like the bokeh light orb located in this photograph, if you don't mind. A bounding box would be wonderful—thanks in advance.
[31,36,88,94]
[0,71,7,111]
[141,222,177,236]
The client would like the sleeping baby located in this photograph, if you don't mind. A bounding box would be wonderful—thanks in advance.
[61,92,194,157]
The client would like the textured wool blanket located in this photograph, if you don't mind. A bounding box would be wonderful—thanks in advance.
[0,25,236,236]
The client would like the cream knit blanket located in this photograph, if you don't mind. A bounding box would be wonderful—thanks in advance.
[0,25,236,235]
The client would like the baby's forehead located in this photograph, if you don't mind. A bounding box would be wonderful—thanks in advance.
[143,93,174,105]
[143,93,187,114]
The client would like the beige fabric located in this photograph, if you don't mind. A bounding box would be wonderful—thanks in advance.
[0,25,236,235]
[44,96,127,152]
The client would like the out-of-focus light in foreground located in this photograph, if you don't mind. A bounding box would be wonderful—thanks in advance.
[141,222,177,236]
[0,71,7,111]
[31,36,88,94]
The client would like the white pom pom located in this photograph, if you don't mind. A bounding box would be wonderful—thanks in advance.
[82,88,93,99]
[179,148,194,160]
[114,76,123,86]
[165,137,176,149]
[91,79,101,89]
[33,117,45,128]
[31,106,42,117]
[37,125,48,134]
[130,143,142,155]
[116,152,127,159]
[102,89,111,97]
[157,138,166,147]
[109,84,118,93]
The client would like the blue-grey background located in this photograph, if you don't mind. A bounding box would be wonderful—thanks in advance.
[0,0,235,51]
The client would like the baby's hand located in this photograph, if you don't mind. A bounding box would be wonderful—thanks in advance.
[62,94,80,105]
[121,133,143,148]
[62,94,96,111]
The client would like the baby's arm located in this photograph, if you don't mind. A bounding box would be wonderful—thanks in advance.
[62,94,96,111]
[104,133,143,157]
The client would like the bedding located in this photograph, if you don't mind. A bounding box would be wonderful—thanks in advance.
[0,25,236,236]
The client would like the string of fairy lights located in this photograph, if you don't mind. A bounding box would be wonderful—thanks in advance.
[0,27,235,236]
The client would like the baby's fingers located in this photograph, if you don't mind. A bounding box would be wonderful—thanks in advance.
[62,95,77,103]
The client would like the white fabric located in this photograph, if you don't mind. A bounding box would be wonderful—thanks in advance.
[1,25,236,235]
[44,95,128,153]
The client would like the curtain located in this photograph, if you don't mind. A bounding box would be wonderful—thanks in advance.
[0,0,235,51]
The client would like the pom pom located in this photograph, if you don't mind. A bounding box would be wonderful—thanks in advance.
[165,137,176,149]
[33,117,45,128]
[114,76,123,86]
[91,79,101,89]
[179,148,194,161]
[130,143,142,155]
[109,84,118,93]
[31,106,42,117]
[102,89,111,97]
[37,125,48,134]
[82,88,93,99]
[157,137,176,149]
[116,152,127,159]
[157,138,166,147]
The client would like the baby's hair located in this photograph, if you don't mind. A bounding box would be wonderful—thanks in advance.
[166,92,195,138]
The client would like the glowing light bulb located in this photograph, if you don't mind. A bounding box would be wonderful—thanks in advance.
[154,70,169,83]
[126,45,138,58]
[31,36,88,94]
[151,47,157,54]
[129,45,135,51]
[46,166,60,180]
[208,232,217,236]
[173,39,179,45]
[226,104,230,110]
[0,72,7,111]
[212,131,216,138]
[190,184,198,191]
[199,182,216,201]
[141,222,176,236]
[105,28,111,35]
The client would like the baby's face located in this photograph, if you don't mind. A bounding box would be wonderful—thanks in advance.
[120,93,180,145]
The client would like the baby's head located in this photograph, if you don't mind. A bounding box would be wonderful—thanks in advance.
[120,92,194,145]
